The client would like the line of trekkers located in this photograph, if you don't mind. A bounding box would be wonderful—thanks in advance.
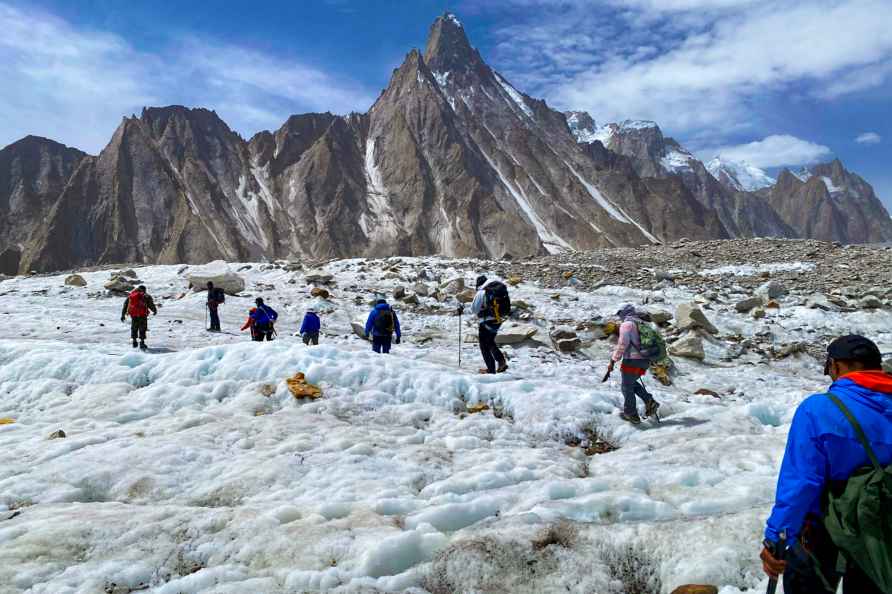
[118,274,892,591]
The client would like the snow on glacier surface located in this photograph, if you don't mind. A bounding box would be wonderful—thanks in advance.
[1,261,890,593]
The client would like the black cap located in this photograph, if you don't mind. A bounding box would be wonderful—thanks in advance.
[826,335,882,372]
[376,298,387,305]
[476,275,488,289]
[207,281,213,286]
[137,285,146,292]
[255,297,264,305]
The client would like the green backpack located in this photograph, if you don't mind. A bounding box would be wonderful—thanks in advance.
[823,392,892,590]
[633,322,667,363]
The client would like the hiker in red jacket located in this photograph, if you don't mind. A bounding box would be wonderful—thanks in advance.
[121,285,157,350]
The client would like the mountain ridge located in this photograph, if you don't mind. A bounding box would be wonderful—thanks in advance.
[2,12,891,274]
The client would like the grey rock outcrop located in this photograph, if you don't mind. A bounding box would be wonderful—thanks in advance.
[187,271,245,295]
[64,274,87,287]
[676,303,718,334]
[669,335,706,360]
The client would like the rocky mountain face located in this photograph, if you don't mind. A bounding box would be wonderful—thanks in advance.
[0,137,86,274]
[3,13,891,274]
[765,160,892,243]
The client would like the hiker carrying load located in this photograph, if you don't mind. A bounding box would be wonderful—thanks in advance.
[761,335,892,594]
[364,298,401,354]
[120,285,157,350]
[470,275,510,374]
[300,308,321,346]
[607,304,662,424]
[206,281,224,332]
[241,297,278,342]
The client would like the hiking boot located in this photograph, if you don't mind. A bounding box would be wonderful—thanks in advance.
[139,341,147,351]
[644,400,661,418]
[479,368,494,374]
[620,412,642,425]
[132,339,138,348]
[496,363,509,374]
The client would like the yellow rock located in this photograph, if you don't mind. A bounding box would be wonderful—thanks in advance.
[602,320,618,336]
[562,271,574,279]
[670,586,718,594]
[650,362,673,386]
[506,276,523,286]
[287,372,322,400]
[0,418,14,425]
[467,403,490,414]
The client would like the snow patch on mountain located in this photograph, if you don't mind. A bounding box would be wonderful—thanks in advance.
[661,150,695,174]
[707,158,776,192]
[481,149,570,253]
[793,168,812,183]
[565,162,659,244]
[432,71,450,88]
[821,176,843,194]
[619,120,658,131]
[494,73,534,119]
[446,13,462,27]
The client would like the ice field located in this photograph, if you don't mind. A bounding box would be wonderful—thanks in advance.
[1,259,890,593]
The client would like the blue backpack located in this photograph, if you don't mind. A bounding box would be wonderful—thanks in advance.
[253,305,274,326]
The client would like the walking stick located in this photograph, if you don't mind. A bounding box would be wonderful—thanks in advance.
[457,305,464,368]
[205,303,209,331]
[765,534,786,594]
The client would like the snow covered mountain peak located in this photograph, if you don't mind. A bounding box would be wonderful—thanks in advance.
[445,12,462,27]
[619,119,658,131]
[707,157,776,192]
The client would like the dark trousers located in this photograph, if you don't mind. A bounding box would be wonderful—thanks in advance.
[208,306,220,331]
[784,517,881,594]
[303,332,319,346]
[372,335,391,354]
[252,323,274,342]
[130,317,147,342]
[621,359,653,416]
[479,323,506,373]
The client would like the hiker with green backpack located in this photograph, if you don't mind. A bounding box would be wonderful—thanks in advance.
[607,304,663,424]
[761,334,892,593]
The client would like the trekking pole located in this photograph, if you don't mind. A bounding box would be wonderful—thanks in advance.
[457,305,463,368]
[765,534,786,594]
[205,303,209,331]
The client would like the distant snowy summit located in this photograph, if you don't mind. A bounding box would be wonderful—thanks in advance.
[706,157,776,192]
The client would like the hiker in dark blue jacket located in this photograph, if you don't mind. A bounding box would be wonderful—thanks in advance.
[299,309,321,346]
[241,298,278,342]
[761,335,892,594]
[364,299,401,354]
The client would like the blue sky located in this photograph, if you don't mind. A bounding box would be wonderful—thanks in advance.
[2,0,890,207]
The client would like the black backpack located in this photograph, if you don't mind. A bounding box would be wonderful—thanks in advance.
[213,287,225,304]
[374,308,395,334]
[484,281,511,323]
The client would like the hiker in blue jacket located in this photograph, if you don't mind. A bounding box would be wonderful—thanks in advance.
[364,298,401,354]
[241,297,278,341]
[299,309,321,346]
[761,335,892,594]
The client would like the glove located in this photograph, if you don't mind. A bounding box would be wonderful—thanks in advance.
[760,545,786,579]
[120,316,125,323]
[395,336,401,344]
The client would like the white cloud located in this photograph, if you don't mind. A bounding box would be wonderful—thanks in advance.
[703,135,832,168]
[487,0,892,137]
[0,3,374,154]
[855,132,882,145]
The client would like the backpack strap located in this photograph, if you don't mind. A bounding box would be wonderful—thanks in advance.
[826,392,883,471]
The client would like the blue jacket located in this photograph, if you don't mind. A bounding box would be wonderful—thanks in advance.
[300,312,320,335]
[365,303,401,338]
[765,371,892,543]
[251,304,278,326]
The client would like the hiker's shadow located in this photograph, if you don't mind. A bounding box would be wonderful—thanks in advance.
[146,347,177,354]
[658,416,708,428]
